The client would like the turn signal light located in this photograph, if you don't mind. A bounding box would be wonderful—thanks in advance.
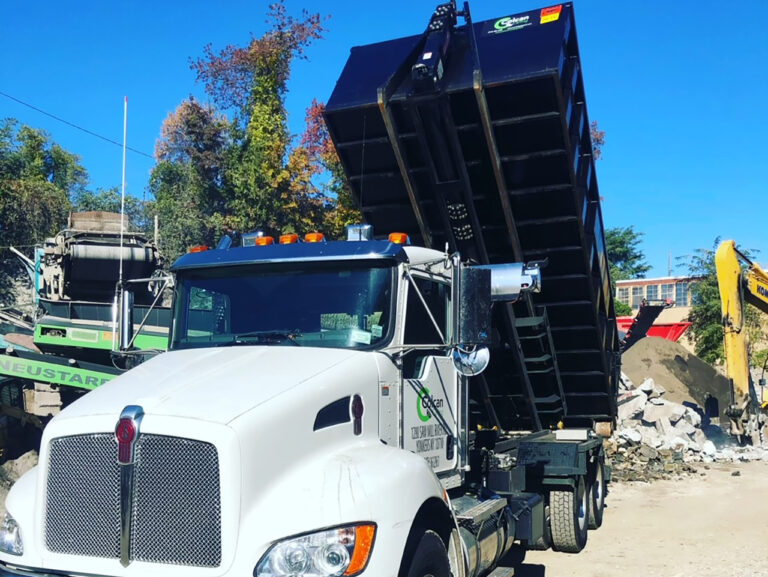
[188,245,209,253]
[345,524,376,575]
[279,233,299,244]
[304,232,325,243]
[388,232,409,244]
[255,236,274,246]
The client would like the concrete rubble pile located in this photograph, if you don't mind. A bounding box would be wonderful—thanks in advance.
[607,373,768,482]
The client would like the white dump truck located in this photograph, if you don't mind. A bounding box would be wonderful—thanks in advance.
[0,2,620,577]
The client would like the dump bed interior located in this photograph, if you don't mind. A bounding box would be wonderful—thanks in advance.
[324,2,619,430]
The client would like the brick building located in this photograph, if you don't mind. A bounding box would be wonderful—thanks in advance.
[615,276,696,310]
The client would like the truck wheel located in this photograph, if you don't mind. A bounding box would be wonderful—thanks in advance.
[550,476,589,553]
[588,460,606,529]
[402,530,451,577]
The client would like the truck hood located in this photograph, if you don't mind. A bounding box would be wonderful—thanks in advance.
[56,346,367,425]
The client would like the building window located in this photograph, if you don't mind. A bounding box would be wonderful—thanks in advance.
[618,287,629,305]
[661,283,674,302]
[646,284,658,301]
[675,282,689,307]
[631,286,644,308]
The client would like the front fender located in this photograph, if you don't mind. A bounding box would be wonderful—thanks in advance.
[234,442,450,577]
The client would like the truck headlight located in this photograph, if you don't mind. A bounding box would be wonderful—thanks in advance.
[255,523,375,577]
[0,513,23,556]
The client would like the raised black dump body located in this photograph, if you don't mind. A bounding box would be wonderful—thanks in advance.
[325,2,619,431]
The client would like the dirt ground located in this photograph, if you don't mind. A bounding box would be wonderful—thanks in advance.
[519,460,768,577]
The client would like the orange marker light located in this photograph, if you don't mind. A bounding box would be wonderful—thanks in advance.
[345,524,376,576]
[388,232,409,244]
[188,245,209,253]
[279,233,299,244]
[304,232,325,243]
[255,236,274,246]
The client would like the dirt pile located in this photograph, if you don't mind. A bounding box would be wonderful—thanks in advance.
[621,337,731,415]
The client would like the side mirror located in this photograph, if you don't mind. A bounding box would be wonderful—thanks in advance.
[451,346,490,376]
[119,285,134,351]
[455,266,492,346]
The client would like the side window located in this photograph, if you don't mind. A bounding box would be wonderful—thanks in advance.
[186,287,230,337]
[402,276,450,378]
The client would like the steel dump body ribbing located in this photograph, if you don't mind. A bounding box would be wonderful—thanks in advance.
[324,3,619,430]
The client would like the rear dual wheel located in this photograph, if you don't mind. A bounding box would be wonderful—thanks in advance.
[589,460,606,529]
[550,475,589,553]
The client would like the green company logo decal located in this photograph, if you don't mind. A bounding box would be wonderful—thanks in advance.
[493,15,531,33]
[417,387,432,422]
[0,357,114,389]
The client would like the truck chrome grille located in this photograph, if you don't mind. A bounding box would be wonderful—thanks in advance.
[45,433,222,567]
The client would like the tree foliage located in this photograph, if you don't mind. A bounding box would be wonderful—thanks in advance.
[152,98,232,259]
[0,119,86,304]
[605,226,651,283]
[680,239,765,365]
[680,243,723,363]
[71,187,150,232]
[150,2,335,259]
[302,99,362,238]
[605,226,650,317]
[590,120,605,161]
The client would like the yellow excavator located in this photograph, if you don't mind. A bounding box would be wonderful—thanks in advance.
[715,240,768,444]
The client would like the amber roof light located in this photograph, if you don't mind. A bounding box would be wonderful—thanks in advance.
[304,232,326,243]
[388,232,409,244]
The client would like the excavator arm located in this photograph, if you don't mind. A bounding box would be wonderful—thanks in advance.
[715,239,768,443]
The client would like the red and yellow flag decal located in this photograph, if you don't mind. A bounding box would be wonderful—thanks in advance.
[540,5,562,24]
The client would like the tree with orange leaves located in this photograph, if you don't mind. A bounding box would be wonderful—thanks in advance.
[149,1,332,257]
[190,1,327,236]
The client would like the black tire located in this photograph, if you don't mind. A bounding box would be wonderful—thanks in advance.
[550,476,589,553]
[588,460,606,529]
[402,530,451,577]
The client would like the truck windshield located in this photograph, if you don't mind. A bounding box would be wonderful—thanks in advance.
[170,261,395,351]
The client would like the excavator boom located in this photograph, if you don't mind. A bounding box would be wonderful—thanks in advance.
[715,239,768,443]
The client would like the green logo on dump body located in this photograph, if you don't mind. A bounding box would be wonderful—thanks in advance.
[493,15,531,32]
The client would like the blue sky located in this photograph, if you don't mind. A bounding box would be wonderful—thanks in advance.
[2,0,766,277]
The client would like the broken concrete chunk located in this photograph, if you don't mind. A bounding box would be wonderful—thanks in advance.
[692,428,709,447]
[654,416,674,438]
[668,404,687,424]
[701,440,717,457]
[642,402,678,424]
[618,393,646,421]
[618,428,642,444]
[639,378,656,394]
[619,372,635,391]
[683,408,702,428]
[674,419,697,436]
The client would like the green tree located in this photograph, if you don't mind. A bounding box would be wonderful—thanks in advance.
[681,244,722,363]
[150,98,232,261]
[0,119,86,304]
[605,226,651,283]
[71,187,150,233]
[682,240,767,365]
[605,226,650,316]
